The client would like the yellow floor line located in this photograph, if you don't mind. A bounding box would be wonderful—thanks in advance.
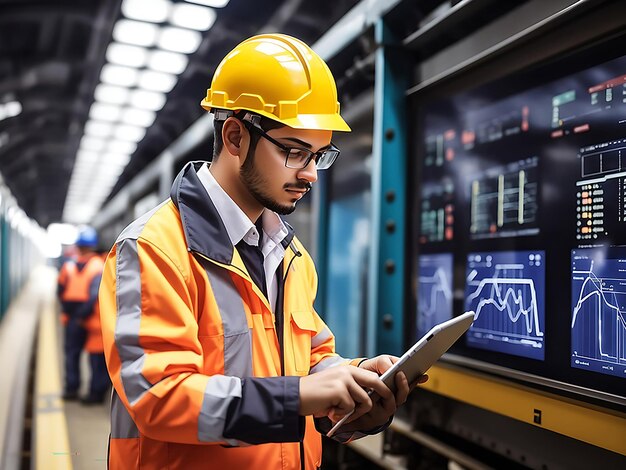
[34,299,73,470]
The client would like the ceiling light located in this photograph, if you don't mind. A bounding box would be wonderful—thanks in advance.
[76,150,100,162]
[72,167,96,179]
[148,50,188,75]
[94,84,129,105]
[184,0,229,7]
[87,183,114,194]
[80,136,107,152]
[69,178,92,190]
[108,140,137,154]
[114,124,147,142]
[71,166,97,179]
[170,3,216,31]
[84,120,114,138]
[121,108,156,127]
[113,19,160,47]
[98,165,126,176]
[71,170,96,184]
[158,27,202,54]
[122,0,171,23]
[47,223,79,246]
[106,42,149,68]
[74,158,98,170]
[90,103,122,122]
[102,153,132,166]
[65,206,95,224]
[128,89,166,111]
[100,64,139,87]
[4,101,22,118]
[137,70,177,93]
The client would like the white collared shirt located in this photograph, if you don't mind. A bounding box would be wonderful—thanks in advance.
[196,163,288,311]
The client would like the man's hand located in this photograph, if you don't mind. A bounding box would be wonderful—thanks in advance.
[337,355,429,432]
[299,365,394,423]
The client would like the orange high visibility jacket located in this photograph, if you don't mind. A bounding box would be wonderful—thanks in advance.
[99,162,363,470]
[58,254,103,327]
[57,260,76,325]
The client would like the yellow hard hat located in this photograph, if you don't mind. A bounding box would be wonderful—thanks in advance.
[201,33,351,132]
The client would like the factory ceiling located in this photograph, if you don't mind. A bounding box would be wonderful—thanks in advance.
[0,0,362,227]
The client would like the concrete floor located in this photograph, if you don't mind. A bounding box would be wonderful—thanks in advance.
[61,335,110,469]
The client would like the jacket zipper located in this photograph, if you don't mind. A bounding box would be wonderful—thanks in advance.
[280,243,304,470]
[277,242,302,376]
[194,244,306,469]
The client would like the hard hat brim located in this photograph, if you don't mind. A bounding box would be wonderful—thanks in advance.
[202,100,352,133]
[281,113,351,132]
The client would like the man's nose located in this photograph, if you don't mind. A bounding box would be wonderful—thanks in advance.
[297,158,318,184]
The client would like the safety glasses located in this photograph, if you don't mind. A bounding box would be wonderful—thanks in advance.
[241,114,340,170]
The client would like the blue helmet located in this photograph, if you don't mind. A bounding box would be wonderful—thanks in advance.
[76,226,98,248]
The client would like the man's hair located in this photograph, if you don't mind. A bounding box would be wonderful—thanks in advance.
[212,111,284,161]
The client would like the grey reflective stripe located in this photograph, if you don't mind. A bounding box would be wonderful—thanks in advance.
[198,375,243,445]
[311,326,332,349]
[203,263,253,378]
[115,238,152,405]
[116,200,168,242]
[310,355,346,374]
[110,390,139,439]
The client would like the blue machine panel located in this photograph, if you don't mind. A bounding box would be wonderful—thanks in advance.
[324,193,370,358]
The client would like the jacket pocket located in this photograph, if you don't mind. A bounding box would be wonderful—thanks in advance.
[290,310,317,374]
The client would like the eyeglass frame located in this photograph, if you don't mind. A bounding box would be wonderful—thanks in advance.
[237,112,340,170]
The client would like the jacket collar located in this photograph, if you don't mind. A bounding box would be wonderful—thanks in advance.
[170,161,296,265]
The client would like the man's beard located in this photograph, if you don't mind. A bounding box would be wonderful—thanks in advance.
[240,150,311,215]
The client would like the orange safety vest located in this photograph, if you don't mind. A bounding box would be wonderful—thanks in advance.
[58,254,104,349]
[57,261,77,325]
[59,254,103,303]
[99,162,361,470]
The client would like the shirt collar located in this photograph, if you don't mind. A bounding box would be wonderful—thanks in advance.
[196,163,288,249]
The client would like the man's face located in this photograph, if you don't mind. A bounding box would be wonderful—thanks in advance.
[240,126,332,215]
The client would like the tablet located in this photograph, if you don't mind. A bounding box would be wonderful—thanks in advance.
[377,310,475,393]
[326,311,475,437]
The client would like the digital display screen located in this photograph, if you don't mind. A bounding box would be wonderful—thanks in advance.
[417,253,453,338]
[571,247,626,378]
[465,251,545,360]
[410,37,626,403]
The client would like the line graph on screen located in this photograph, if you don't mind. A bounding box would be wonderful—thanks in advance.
[571,248,626,378]
[465,251,545,360]
[417,253,453,338]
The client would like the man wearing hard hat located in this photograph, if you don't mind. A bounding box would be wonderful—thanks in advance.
[99,34,424,470]
[58,226,105,402]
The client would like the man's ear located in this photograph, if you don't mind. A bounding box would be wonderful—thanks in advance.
[222,118,244,156]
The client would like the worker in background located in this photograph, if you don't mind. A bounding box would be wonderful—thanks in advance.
[79,245,111,405]
[57,246,78,327]
[99,33,427,470]
[57,226,105,401]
